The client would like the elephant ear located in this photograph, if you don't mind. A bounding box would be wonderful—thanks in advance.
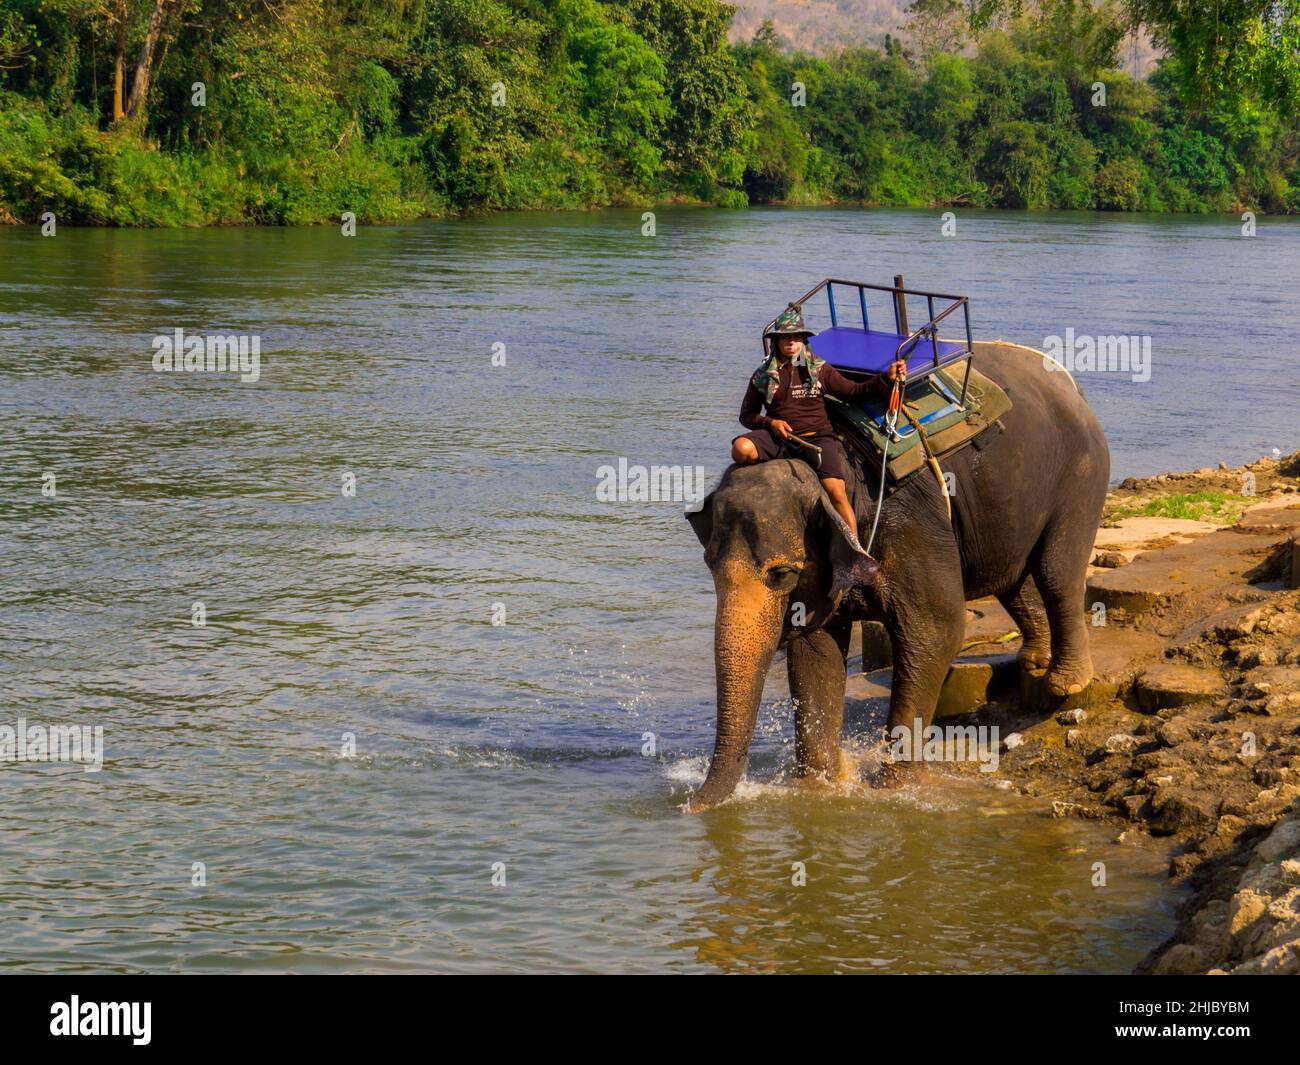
[818,490,880,602]
[685,489,716,548]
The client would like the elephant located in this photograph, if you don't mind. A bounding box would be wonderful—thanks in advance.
[684,342,1110,812]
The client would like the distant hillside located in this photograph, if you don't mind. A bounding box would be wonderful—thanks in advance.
[729,0,909,54]
[728,0,1160,74]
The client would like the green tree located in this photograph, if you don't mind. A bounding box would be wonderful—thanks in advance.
[980,119,1051,207]
[624,0,753,202]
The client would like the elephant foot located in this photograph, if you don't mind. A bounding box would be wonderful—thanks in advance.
[1017,646,1052,672]
[792,754,844,786]
[871,758,926,789]
[1044,660,1093,697]
[790,771,837,797]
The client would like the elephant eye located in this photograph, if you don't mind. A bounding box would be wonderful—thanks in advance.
[765,564,802,590]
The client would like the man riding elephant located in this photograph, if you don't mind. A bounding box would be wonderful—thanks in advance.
[686,305,1110,812]
[733,303,906,546]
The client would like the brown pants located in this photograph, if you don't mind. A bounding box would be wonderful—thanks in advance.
[732,430,848,480]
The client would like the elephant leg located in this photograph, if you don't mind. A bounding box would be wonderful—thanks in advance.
[882,558,967,768]
[997,571,1052,672]
[1033,521,1095,696]
[788,619,851,779]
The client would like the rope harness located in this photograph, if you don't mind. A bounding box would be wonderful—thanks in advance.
[901,405,953,523]
[863,373,903,558]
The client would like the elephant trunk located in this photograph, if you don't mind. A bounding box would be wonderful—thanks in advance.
[687,573,785,812]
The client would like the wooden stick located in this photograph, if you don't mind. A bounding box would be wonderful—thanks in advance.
[894,273,909,336]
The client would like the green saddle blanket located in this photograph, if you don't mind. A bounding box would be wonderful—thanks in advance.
[828,361,1013,487]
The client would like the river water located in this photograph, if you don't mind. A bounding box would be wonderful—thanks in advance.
[2,208,1295,973]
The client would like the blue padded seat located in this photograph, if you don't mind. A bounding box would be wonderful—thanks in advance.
[810,326,968,377]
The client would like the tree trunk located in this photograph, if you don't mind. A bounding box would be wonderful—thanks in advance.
[124,0,170,122]
[112,2,126,122]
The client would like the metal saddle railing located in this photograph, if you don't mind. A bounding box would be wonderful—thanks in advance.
[761,275,976,407]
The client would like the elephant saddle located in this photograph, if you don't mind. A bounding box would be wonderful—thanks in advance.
[825,354,1013,490]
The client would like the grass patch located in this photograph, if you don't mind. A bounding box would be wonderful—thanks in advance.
[1109,491,1251,525]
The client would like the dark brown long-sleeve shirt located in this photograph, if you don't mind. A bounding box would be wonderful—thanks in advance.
[739,359,890,436]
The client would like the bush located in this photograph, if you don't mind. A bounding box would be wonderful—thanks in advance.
[1094,156,1144,210]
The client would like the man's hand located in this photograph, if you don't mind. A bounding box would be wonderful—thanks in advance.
[769,419,793,440]
[886,359,908,383]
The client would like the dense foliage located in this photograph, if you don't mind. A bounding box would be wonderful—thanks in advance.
[0,0,1295,224]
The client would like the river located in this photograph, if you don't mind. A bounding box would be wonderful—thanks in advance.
[2,207,1295,972]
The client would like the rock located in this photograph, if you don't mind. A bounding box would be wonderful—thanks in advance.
[1258,611,1300,637]
[1227,889,1270,938]
[1065,728,1083,748]
[1153,943,1209,975]
[1229,942,1300,975]
[1135,663,1222,713]
[1086,763,1122,791]
[1242,664,1300,701]
[1220,608,1265,640]
[1247,784,1300,816]
[1264,692,1300,715]
[1156,718,1192,747]
[935,660,1003,719]
[1004,732,1024,751]
[1219,623,1258,645]
[1092,550,1127,568]
[1149,786,1220,835]
[1119,794,1148,820]
[1103,733,1140,754]
[1240,647,1279,669]
[1056,708,1086,725]
[1215,814,1247,841]
[1256,819,1300,863]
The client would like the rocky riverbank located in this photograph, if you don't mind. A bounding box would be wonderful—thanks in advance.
[854,450,1300,974]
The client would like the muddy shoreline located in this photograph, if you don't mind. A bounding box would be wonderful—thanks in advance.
[852,450,1300,974]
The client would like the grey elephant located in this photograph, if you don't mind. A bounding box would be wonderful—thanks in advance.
[684,342,1110,812]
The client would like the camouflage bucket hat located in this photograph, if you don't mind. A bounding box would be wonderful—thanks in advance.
[764,302,816,339]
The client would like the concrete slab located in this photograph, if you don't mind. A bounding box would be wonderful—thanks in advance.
[1135,662,1224,713]
[1236,500,1300,535]
[1094,517,1219,555]
[1087,528,1281,616]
